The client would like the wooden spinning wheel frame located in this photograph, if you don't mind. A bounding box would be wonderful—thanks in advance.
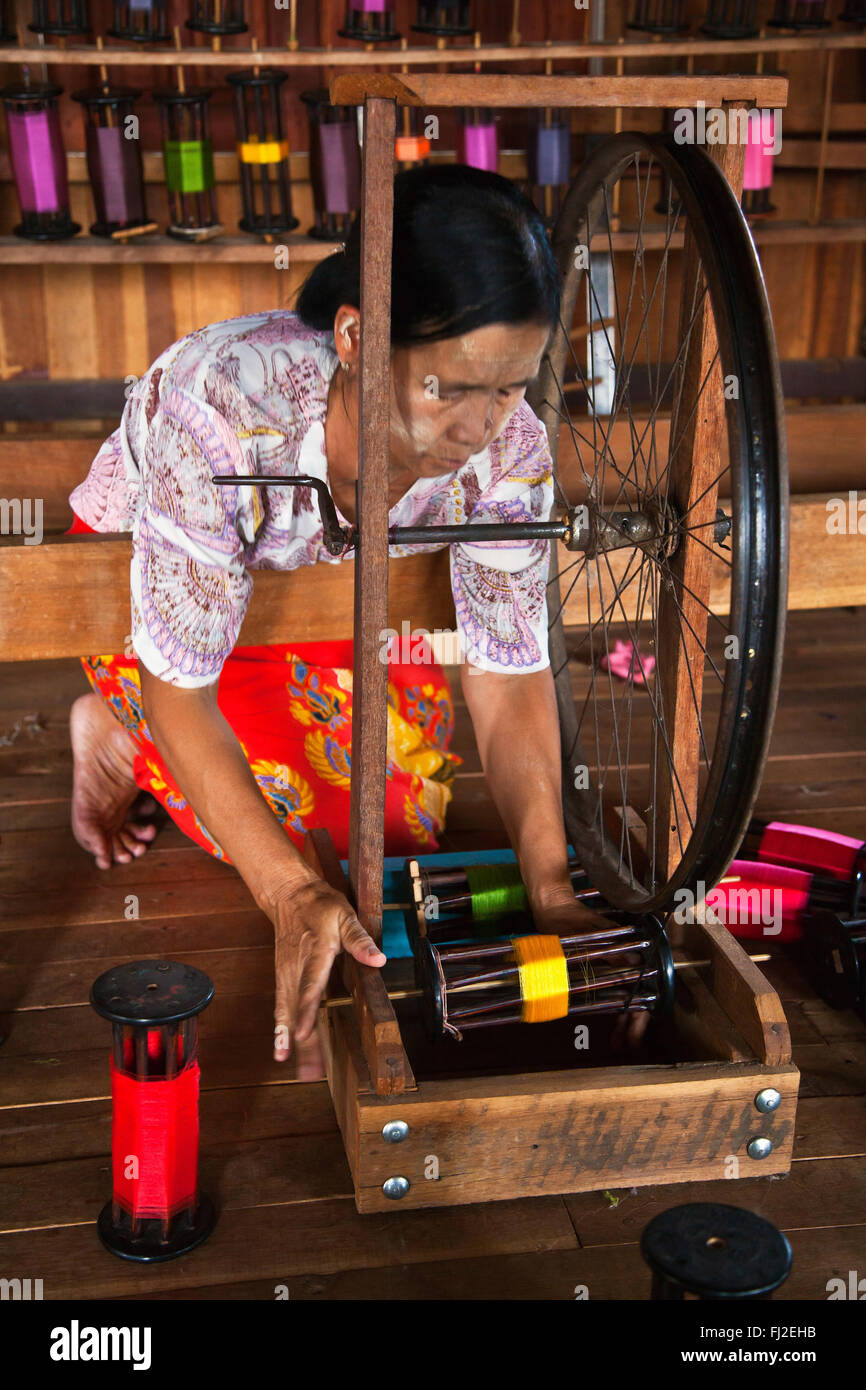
[332,70,789,931]
[300,70,792,1103]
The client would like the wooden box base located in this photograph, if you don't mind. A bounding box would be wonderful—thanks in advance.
[306,830,799,1214]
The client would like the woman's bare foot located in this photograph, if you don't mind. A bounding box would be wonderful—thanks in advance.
[70,692,159,870]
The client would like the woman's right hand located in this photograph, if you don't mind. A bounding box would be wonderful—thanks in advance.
[264,873,387,1065]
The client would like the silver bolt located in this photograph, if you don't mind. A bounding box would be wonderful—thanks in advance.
[382,1176,410,1200]
[382,1120,409,1144]
[755,1088,781,1113]
[747,1137,773,1160]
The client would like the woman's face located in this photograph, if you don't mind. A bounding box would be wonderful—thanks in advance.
[388,319,551,482]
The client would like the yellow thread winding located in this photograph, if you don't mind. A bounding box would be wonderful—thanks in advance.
[237,138,289,164]
[512,935,570,1023]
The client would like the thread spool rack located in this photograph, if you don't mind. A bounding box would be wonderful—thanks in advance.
[2,11,866,260]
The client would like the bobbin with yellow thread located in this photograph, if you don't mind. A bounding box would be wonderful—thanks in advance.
[237,138,290,165]
[227,67,298,238]
[512,935,571,1023]
[413,915,674,1043]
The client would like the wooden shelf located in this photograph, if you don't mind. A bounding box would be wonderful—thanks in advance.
[0,232,339,262]
[1,32,865,69]
[1,219,863,263]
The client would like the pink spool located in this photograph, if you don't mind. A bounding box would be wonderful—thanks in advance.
[743,109,775,191]
[461,121,497,172]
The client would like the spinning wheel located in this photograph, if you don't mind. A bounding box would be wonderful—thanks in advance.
[527,131,789,915]
[217,109,789,929]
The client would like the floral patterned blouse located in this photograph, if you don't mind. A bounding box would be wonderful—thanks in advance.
[69,310,554,688]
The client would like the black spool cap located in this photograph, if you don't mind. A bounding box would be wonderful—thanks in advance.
[226,67,288,89]
[91,959,214,1026]
[71,84,142,106]
[1,80,63,102]
[152,86,212,107]
[641,1202,793,1299]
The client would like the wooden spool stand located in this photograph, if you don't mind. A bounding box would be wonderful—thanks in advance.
[305,69,800,1214]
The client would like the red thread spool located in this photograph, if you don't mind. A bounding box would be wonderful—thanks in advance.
[703,857,856,942]
[91,960,216,1263]
[742,818,866,902]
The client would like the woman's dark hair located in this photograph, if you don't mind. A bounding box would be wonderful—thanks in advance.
[296,163,561,346]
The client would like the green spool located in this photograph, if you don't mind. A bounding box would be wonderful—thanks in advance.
[464,862,528,920]
[164,139,214,195]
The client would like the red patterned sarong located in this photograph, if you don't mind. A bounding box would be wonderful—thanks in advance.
[70,515,460,860]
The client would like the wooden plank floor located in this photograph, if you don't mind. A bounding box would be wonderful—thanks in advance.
[1,606,865,1300]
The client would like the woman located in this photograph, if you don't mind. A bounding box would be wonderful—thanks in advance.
[68,164,604,1068]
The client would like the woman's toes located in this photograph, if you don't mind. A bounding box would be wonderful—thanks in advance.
[111,834,133,864]
[117,828,146,857]
[128,820,158,843]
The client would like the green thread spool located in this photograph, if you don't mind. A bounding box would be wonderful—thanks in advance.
[464,862,528,920]
[163,139,214,194]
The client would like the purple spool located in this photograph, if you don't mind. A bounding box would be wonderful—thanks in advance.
[461,120,497,172]
[90,125,146,227]
[302,89,361,240]
[73,85,150,236]
[529,123,570,187]
[321,122,361,214]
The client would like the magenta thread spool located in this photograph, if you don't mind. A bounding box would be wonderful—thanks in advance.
[29,0,90,36]
[228,67,298,237]
[301,89,361,242]
[71,84,151,237]
[339,0,400,44]
[527,108,571,226]
[1,80,81,240]
[108,0,170,43]
[460,109,497,173]
[768,0,830,28]
[153,85,220,241]
[627,0,688,32]
[186,0,247,35]
[742,109,776,218]
[411,0,472,36]
[700,0,759,37]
